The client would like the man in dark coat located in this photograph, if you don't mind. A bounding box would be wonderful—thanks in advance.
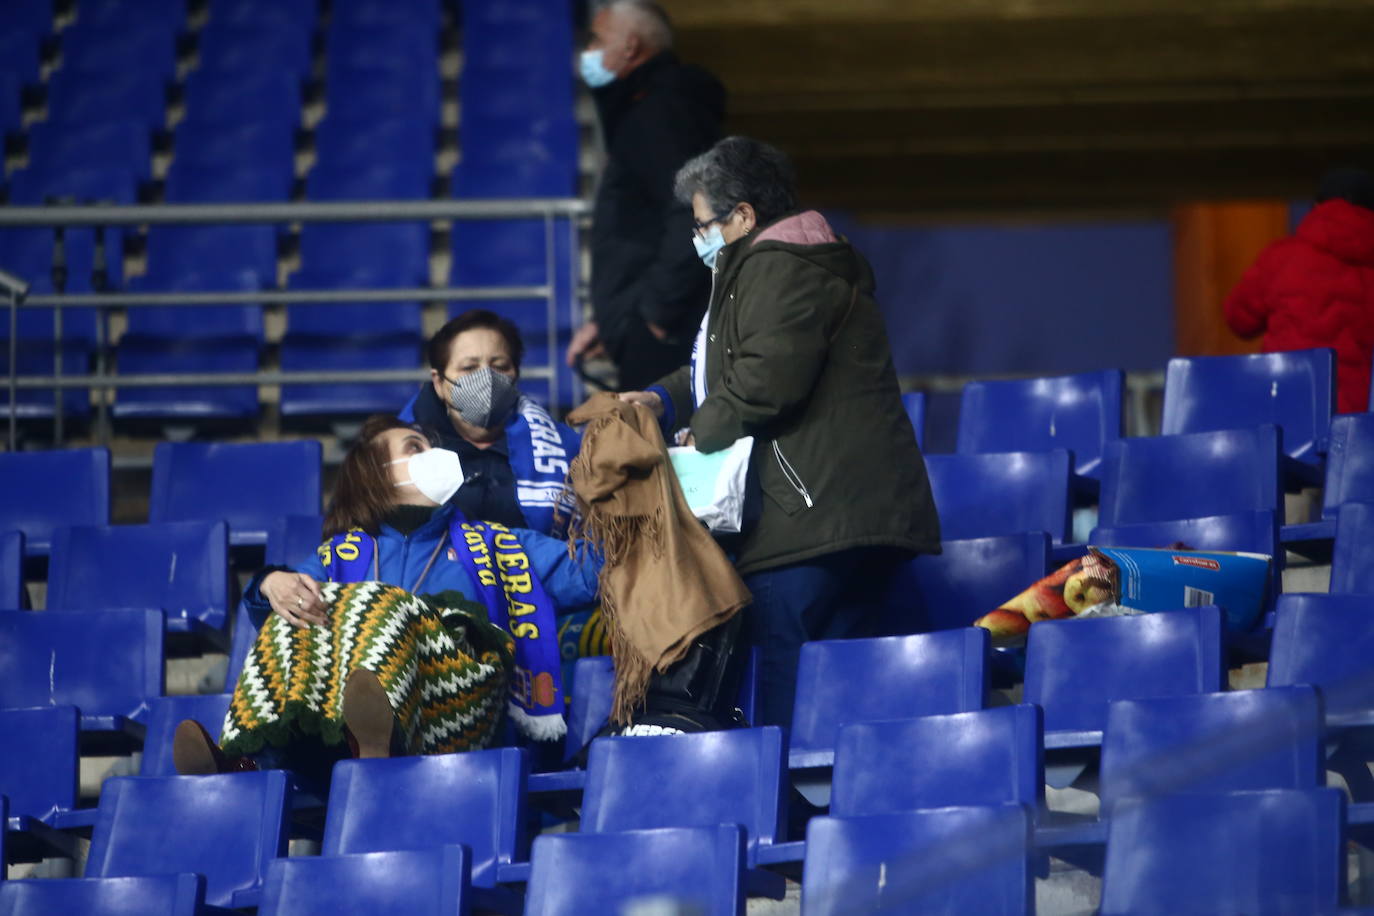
[566,0,726,390]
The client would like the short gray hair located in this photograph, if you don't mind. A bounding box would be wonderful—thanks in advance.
[603,0,673,52]
[674,136,798,226]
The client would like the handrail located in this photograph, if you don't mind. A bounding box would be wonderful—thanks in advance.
[0,198,591,227]
[20,286,551,307]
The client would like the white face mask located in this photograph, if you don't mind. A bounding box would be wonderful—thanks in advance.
[389,448,464,505]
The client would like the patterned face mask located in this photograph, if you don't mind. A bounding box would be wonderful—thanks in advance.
[445,367,520,430]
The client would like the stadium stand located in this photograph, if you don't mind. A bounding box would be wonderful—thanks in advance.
[924,448,1074,545]
[0,874,211,915]
[881,531,1051,633]
[0,446,110,556]
[1330,500,1374,594]
[259,845,472,916]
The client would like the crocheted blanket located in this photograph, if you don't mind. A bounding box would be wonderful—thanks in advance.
[220,581,513,757]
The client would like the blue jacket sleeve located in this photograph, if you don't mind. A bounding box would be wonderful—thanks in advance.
[516,527,602,610]
[241,547,330,630]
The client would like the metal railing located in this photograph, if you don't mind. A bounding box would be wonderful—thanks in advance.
[0,198,591,448]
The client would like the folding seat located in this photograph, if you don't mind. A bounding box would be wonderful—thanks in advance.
[165,163,293,203]
[0,531,22,609]
[26,119,153,180]
[60,23,179,84]
[452,154,576,199]
[957,369,1124,484]
[323,68,441,125]
[1285,413,1374,544]
[0,874,210,915]
[789,629,987,769]
[579,727,787,884]
[458,115,579,170]
[263,514,324,567]
[1161,349,1335,476]
[85,770,292,909]
[140,694,233,777]
[1097,788,1344,916]
[0,73,20,139]
[47,520,231,637]
[323,749,529,894]
[205,0,317,31]
[1023,606,1225,786]
[802,804,1033,916]
[1097,425,1283,528]
[460,25,574,73]
[326,23,437,82]
[298,223,431,289]
[901,391,925,448]
[280,337,423,420]
[306,161,433,201]
[196,23,314,79]
[1330,500,1374,594]
[0,706,80,827]
[259,846,470,916]
[526,825,745,916]
[313,116,434,173]
[1267,593,1374,729]
[0,608,164,731]
[0,30,42,87]
[330,0,441,27]
[457,65,574,124]
[182,71,303,131]
[46,68,168,133]
[0,0,54,38]
[144,224,279,287]
[924,449,1073,545]
[0,447,109,557]
[75,0,188,28]
[879,531,1051,634]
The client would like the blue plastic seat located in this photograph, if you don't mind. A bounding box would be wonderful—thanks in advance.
[1267,593,1374,729]
[313,116,434,172]
[259,846,470,916]
[901,391,925,448]
[323,68,441,124]
[0,30,42,87]
[330,0,441,26]
[0,72,22,138]
[1098,788,1344,916]
[957,369,1123,482]
[526,825,745,916]
[280,337,423,419]
[924,449,1073,544]
[175,116,297,180]
[458,115,578,168]
[560,655,615,765]
[1286,413,1374,544]
[1331,501,1374,595]
[0,608,164,729]
[0,874,209,915]
[46,69,167,132]
[1097,425,1283,527]
[802,805,1033,916]
[1161,349,1335,471]
[0,531,23,609]
[306,160,433,201]
[832,705,1043,819]
[453,156,575,199]
[76,0,187,27]
[458,64,573,124]
[789,630,987,769]
[7,163,139,209]
[880,532,1051,634]
[1023,605,1226,752]
[263,514,324,567]
[140,694,233,777]
[26,119,153,180]
[61,23,178,82]
[323,749,529,890]
[196,23,314,78]
[86,771,292,910]
[112,341,261,421]
[285,270,425,336]
[47,520,231,635]
[0,447,109,556]
[299,224,430,288]
[580,727,787,869]
[326,23,437,80]
[165,163,293,203]
[182,70,302,128]
[0,706,79,825]
[460,24,573,73]
[144,225,279,289]
[205,0,317,30]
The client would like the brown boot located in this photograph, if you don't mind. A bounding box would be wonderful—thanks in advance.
[342,669,396,759]
[172,719,257,775]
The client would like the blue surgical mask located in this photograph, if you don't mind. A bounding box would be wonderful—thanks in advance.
[693,225,726,269]
[579,49,616,88]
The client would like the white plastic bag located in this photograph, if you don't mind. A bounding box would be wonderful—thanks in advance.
[668,437,754,534]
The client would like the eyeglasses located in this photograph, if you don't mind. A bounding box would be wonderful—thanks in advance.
[691,206,737,238]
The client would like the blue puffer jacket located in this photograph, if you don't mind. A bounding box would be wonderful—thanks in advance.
[243,504,600,629]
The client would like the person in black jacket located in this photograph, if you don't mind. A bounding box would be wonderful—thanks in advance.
[566,0,726,390]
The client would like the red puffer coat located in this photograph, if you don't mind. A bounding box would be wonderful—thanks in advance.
[1224,199,1374,413]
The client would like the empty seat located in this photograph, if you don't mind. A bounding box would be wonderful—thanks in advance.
[526,825,745,916]
[165,163,293,203]
[298,224,430,288]
[0,72,22,138]
[196,23,314,78]
[453,155,575,199]
[1098,788,1344,916]
[803,805,1033,916]
[143,225,279,288]
[205,0,317,30]
[86,771,292,910]
[46,69,167,132]
[1097,426,1283,528]
[76,0,187,27]
[149,441,322,546]
[1161,349,1334,469]
[323,67,441,124]
[61,23,178,83]
[924,449,1073,544]
[330,0,441,27]
[47,520,230,634]
[1023,605,1226,751]
[0,447,109,556]
[326,23,437,81]
[0,29,42,87]
[313,116,433,172]
[880,532,1050,634]
[322,748,529,889]
[259,846,470,916]
[306,161,433,200]
[957,369,1124,481]
[140,694,233,777]
[263,514,324,567]
[113,342,261,422]
[183,70,302,127]
[26,119,153,180]
[581,727,786,868]
[789,629,988,768]
[0,608,164,727]
[280,337,422,420]
[0,874,209,915]
[1267,592,1374,728]
[0,706,79,825]
[458,64,574,125]
[1330,500,1374,594]
[458,115,578,170]
[901,391,925,448]
[174,117,297,175]
[0,530,23,609]
[1286,413,1374,543]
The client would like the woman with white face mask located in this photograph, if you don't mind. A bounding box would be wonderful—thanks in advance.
[398,310,582,538]
[173,415,600,784]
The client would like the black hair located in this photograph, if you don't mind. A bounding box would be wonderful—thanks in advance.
[426,309,525,373]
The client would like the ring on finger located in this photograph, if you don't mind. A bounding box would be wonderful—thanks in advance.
[296,597,304,608]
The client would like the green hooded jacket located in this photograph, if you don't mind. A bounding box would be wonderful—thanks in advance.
[654,210,941,575]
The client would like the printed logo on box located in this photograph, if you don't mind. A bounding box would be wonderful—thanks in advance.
[1172,555,1221,571]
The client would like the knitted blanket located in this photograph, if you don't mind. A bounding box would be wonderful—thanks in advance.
[220,581,513,757]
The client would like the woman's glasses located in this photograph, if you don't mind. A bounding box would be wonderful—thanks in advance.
[692,206,736,238]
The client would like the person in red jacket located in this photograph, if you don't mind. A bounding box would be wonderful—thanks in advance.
[1225,168,1374,413]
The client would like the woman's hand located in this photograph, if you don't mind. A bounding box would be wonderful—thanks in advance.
[261,571,329,629]
[618,390,664,417]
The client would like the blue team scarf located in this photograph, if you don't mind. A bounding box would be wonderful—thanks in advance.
[506,396,579,538]
[319,513,566,741]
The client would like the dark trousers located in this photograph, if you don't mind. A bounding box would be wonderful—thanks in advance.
[608,318,695,392]
[742,547,903,729]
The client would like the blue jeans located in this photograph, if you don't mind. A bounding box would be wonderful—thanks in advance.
[742,547,902,728]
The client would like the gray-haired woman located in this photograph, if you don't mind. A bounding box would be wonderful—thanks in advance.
[619,135,941,728]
